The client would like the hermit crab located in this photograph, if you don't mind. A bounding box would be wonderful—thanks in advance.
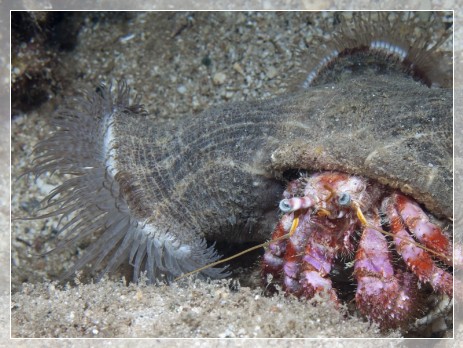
[261,171,453,330]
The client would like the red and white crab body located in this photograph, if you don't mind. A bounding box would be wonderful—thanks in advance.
[262,172,452,330]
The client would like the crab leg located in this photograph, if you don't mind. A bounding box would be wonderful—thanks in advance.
[271,210,314,296]
[263,193,318,293]
[262,212,301,293]
[299,218,340,303]
[262,205,339,301]
[393,192,452,266]
[385,198,453,297]
[262,213,293,284]
[281,211,312,296]
[354,211,420,329]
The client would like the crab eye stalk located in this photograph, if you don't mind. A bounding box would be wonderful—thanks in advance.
[279,196,317,213]
[338,192,351,206]
[279,199,293,212]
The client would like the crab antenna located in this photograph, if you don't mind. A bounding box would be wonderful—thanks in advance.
[353,201,368,226]
[174,212,301,282]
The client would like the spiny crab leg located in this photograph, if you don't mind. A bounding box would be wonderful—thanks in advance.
[263,200,341,302]
[393,192,452,266]
[297,222,341,303]
[354,210,420,329]
[355,199,450,263]
[385,198,453,297]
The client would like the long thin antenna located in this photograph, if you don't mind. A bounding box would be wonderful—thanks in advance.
[174,212,301,281]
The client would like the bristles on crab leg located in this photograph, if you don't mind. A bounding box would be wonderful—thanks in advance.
[385,200,453,297]
[357,200,449,262]
[393,193,452,266]
[261,207,303,286]
[354,210,420,329]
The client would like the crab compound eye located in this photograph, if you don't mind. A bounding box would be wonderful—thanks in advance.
[338,192,351,206]
[279,199,293,212]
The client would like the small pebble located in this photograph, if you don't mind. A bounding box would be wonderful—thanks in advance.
[266,66,278,79]
[233,62,245,76]
[177,85,187,94]
[119,33,136,43]
[213,72,227,85]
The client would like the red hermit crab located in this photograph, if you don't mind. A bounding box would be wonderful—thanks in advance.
[261,171,453,330]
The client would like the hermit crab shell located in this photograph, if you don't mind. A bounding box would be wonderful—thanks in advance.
[268,72,452,221]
